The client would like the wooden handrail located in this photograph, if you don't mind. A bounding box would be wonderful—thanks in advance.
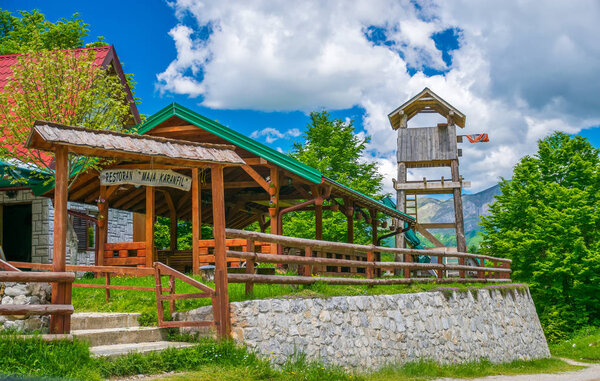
[0,271,74,283]
[228,273,510,285]
[226,250,511,273]
[225,228,512,263]
[0,259,21,272]
[10,262,155,276]
[0,304,73,316]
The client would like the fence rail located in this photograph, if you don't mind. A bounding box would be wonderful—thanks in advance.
[9,262,166,302]
[225,229,511,293]
[0,263,74,333]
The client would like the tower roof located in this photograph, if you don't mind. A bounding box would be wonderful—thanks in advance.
[388,87,466,129]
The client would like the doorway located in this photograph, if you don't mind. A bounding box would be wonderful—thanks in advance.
[2,204,32,262]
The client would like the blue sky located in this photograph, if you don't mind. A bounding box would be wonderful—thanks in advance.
[3,0,600,194]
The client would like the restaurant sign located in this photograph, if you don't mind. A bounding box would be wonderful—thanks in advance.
[100,169,192,191]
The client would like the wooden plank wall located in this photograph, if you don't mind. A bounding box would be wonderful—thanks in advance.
[397,126,458,162]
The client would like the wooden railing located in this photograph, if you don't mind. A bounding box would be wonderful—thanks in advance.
[225,229,512,294]
[9,262,167,302]
[9,261,221,332]
[157,239,274,273]
[154,262,218,328]
[0,260,74,334]
[103,241,147,267]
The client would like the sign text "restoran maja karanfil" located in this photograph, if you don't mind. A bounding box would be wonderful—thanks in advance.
[99,169,192,191]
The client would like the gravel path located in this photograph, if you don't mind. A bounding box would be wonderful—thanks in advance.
[437,359,600,381]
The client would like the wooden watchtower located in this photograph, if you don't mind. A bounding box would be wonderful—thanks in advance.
[389,88,469,253]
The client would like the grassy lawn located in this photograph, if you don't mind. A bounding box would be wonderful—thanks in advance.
[550,326,600,363]
[0,333,582,381]
[72,274,511,324]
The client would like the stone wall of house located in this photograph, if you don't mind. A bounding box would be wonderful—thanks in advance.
[0,190,133,265]
[0,190,52,264]
[67,202,133,266]
[0,282,51,332]
[176,285,550,370]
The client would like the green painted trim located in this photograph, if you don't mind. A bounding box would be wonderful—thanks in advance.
[136,103,323,184]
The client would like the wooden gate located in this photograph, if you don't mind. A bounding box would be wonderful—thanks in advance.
[153,262,219,329]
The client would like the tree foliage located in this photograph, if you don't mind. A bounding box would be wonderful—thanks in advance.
[0,48,132,186]
[0,9,105,54]
[480,132,600,342]
[0,9,134,187]
[284,111,385,244]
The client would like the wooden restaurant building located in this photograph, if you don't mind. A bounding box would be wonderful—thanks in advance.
[38,103,415,277]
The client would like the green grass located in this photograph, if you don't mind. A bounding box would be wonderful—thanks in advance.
[73,274,511,325]
[0,334,582,381]
[364,358,580,380]
[550,326,600,362]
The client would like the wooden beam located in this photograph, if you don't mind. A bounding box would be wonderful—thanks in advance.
[418,222,456,229]
[192,168,201,275]
[145,187,155,267]
[112,187,145,209]
[240,165,270,191]
[269,167,279,255]
[243,157,268,165]
[415,224,445,247]
[345,199,354,244]
[211,164,230,338]
[51,145,69,334]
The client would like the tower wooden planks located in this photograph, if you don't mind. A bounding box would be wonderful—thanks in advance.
[389,88,468,253]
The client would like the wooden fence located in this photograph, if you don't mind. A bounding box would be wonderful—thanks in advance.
[0,259,74,334]
[224,229,512,294]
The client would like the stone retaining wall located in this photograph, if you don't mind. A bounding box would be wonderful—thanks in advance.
[177,285,550,370]
[0,282,51,332]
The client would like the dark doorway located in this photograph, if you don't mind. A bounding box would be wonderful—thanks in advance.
[2,204,32,262]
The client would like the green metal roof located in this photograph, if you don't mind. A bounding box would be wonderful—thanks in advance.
[135,103,415,222]
[137,103,322,184]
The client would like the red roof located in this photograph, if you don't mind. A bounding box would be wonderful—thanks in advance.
[0,46,141,170]
[0,46,140,123]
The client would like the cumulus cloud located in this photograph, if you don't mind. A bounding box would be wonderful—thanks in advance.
[158,0,600,194]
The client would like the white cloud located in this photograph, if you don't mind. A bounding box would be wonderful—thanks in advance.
[250,127,302,143]
[158,0,600,194]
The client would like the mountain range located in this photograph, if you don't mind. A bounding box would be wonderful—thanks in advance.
[416,184,501,247]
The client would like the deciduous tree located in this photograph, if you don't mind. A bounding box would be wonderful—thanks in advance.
[481,132,600,342]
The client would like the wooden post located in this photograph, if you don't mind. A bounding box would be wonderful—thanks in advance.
[345,200,354,244]
[303,246,312,276]
[211,164,230,338]
[192,168,202,274]
[451,159,466,276]
[366,251,375,279]
[97,186,108,268]
[51,145,69,334]
[145,187,155,268]
[395,162,407,276]
[315,198,323,241]
[269,167,279,254]
[370,210,381,278]
[105,273,111,302]
[245,240,255,295]
[169,275,176,314]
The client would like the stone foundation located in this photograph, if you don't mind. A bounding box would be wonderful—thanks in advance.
[0,282,51,332]
[176,285,550,370]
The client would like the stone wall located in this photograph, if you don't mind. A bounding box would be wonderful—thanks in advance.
[0,282,51,332]
[0,190,133,266]
[177,285,550,370]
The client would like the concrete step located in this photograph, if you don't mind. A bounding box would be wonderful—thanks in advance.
[71,312,141,331]
[89,341,196,358]
[72,326,167,347]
